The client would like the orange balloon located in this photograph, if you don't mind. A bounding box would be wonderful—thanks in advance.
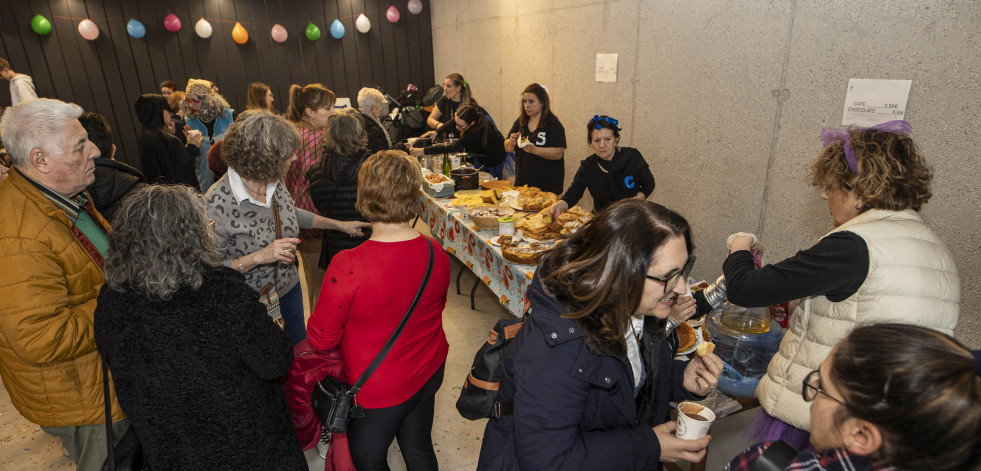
[232,22,248,44]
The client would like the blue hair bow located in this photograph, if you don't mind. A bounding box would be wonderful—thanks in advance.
[590,115,622,131]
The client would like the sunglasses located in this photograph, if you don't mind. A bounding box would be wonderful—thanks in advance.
[645,255,696,295]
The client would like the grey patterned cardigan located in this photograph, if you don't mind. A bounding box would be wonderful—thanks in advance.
[205,175,315,294]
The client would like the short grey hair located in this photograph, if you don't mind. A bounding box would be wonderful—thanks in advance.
[221,109,301,182]
[357,87,387,115]
[105,185,224,300]
[0,99,83,166]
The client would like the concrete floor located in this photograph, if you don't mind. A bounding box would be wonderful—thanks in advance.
[0,223,761,470]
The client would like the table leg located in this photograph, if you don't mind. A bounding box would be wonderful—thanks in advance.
[470,278,480,310]
[456,264,464,295]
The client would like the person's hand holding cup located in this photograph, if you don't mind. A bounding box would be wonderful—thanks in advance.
[676,401,716,440]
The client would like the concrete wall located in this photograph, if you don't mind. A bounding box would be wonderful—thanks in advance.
[431,0,981,347]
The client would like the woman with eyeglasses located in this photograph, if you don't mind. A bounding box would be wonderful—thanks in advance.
[725,324,981,471]
[545,115,655,218]
[722,121,959,449]
[477,199,724,471]
[409,103,506,169]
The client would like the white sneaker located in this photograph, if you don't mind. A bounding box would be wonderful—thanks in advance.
[316,439,329,460]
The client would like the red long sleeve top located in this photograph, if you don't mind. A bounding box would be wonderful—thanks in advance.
[307,235,450,408]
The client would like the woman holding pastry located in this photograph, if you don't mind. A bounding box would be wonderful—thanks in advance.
[478,199,723,471]
[546,115,655,218]
[505,83,567,194]
[723,121,960,449]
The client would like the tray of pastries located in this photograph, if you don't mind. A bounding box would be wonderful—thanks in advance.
[499,235,554,265]
[515,205,594,240]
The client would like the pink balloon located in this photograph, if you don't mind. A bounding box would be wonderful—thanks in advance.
[271,24,288,43]
[386,6,400,23]
[163,13,182,33]
[77,19,99,41]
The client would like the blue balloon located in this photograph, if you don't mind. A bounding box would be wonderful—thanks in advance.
[127,19,146,39]
[329,19,345,39]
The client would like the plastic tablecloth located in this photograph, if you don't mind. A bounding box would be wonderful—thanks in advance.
[417,190,533,317]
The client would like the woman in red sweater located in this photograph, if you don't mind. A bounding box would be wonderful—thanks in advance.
[307,150,450,471]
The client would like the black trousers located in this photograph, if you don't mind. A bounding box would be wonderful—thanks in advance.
[347,363,445,471]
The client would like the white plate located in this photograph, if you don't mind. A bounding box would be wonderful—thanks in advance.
[675,326,704,356]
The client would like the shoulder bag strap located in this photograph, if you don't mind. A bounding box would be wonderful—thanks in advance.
[102,357,116,470]
[349,238,435,394]
[272,199,281,285]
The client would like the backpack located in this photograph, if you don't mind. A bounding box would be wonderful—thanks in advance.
[422,84,444,107]
[456,315,526,419]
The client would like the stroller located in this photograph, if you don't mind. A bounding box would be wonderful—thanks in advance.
[382,84,432,142]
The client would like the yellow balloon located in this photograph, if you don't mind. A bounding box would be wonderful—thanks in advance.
[232,22,248,44]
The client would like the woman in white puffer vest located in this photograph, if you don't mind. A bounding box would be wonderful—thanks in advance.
[722,120,959,450]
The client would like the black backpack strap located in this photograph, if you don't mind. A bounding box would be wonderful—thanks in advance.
[749,440,798,471]
[348,238,435,394]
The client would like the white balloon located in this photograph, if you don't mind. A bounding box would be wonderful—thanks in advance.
[355,13,370,33]
[407,0,423,15]
[195,18,213,39]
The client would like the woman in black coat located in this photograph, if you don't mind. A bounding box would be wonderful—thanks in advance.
[308,109,373,268]
[477,200,723,471]
[134,94,202,187]
[94,185,306,471]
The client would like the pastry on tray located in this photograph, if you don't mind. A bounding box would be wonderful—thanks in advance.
[500,236,553,265]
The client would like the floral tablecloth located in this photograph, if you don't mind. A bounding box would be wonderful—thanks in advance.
[417,190,533,317]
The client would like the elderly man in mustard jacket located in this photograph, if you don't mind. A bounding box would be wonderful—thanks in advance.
[0,99,127,470]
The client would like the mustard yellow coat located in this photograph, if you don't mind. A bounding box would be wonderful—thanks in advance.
[0,169,123,427]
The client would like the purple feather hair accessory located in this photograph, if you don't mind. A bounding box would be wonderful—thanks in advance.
[820,120,912,174]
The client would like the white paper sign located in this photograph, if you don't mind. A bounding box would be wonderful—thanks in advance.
[334,97,352,110]
[841,79,911,126]
[596,54,618,83]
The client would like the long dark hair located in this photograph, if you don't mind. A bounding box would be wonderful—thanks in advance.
[246,82,271,111]
[518,83,554,129]
[830,324,981,470]
[456,104,492,147]
[542,199,692,344]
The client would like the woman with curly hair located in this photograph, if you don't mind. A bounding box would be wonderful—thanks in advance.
[94,184,307,470]
[181,78,235,192]
[723,121,960,449]
[206,110,369,345]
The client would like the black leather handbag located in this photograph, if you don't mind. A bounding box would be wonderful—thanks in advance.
[100,358,146,471]
[312,239,435,436]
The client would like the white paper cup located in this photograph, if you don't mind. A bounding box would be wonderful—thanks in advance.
[676,401,716,440]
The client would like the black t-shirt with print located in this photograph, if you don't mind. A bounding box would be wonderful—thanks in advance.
[509,115,567,194]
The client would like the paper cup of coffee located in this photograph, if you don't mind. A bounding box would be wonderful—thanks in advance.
[676,401,716,440]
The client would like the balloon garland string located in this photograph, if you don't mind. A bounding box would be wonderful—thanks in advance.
[49,7,398,26]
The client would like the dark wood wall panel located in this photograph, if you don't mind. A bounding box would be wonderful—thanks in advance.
[0,0,435,168]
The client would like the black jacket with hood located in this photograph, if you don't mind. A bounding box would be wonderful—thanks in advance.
[87,158,147,223]
[135,94,199,188]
